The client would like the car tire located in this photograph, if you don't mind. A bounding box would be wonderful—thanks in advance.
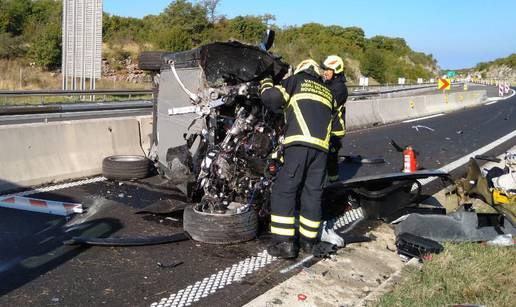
[102,155,151,180]
[138,51,165,71]
[183,205,258,244]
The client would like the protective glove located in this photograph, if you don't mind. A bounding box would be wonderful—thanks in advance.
[259,77,274,94]
[320,220,345,247]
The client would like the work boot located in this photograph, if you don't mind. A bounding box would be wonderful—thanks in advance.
[299,240,314,254]
[267,241,298,259]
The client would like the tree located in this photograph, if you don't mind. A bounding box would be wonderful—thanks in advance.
[199,0,221,23]
[361,48,386,83]
[28,21,61,69]
[0,32,26,59]
[0,0,32,35]
[158,0,209,47]
[230,16,267,44]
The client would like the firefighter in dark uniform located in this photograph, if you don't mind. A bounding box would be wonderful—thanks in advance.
[321,55,348,183]
[259,59,335,259]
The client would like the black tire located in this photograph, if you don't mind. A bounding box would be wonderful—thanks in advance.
[138,51,165,71]
[183,205,258,244]
[102,155,151,180]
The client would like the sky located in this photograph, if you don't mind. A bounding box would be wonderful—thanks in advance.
[104,0,516,69]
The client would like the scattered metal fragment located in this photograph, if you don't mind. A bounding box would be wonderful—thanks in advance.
[474,155,501,163]
[157,261,184,269]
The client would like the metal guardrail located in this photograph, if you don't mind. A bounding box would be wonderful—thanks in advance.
[0,89,153,97]
[0,84,440,116]
[0,100,153,116]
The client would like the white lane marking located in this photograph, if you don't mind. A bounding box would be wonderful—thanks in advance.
[151,208,364,307]
[485,89,515,105]
[416,129,516,187]
[402,113,444,123]
[0,177,107,199]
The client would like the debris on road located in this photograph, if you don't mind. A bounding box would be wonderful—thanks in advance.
[297,294,307,301]
[474,155,502,163]
[395,232,444,259]
[63,232,188,246]
[0,195,83,216]
[157,261,184,269]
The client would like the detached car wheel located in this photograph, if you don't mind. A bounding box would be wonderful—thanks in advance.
[102,155,151,180]
[183,205,258,244]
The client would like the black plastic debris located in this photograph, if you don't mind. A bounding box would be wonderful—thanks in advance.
[396,233,444,259]
[313,242,338,258]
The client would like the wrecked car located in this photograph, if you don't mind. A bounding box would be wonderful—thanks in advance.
[139,32,290,244]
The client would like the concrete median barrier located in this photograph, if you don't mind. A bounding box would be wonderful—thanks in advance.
[0,116,152,193]
[346,90,487,130]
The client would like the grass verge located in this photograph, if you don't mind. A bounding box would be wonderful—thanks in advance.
[376,243,516,307]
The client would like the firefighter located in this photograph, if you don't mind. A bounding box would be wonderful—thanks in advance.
[321,55,348,183]
[259,59,335,259]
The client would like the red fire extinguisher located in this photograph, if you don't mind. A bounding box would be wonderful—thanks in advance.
[403,146,417,173]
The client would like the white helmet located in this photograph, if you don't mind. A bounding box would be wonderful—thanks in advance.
[294,59,321,76]
[322,55,344,74]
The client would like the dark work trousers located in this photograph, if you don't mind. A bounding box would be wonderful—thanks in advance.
[270,146,328,243]
[327,136,342,179]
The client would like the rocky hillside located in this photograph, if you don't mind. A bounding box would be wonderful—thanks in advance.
[471,54,515,82]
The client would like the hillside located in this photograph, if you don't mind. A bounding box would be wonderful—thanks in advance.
[0,0,440,89]
[472,54,516,83]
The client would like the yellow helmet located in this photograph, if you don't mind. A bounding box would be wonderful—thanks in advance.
[294,59,321,76]
[322,55,344,74]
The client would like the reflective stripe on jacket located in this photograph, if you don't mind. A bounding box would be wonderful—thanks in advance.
[325,74,348,137]
[261,72,335,152]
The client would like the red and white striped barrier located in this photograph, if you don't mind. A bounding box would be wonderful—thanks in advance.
[505,82,511,94]
[499,83,505,97]
[0,196,83,216]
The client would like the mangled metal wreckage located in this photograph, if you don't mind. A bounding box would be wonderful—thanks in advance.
[140,38,290,243]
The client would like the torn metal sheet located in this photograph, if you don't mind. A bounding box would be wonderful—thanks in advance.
[395,210,516,243]
[327,170,450,189]
[0,196,83,216]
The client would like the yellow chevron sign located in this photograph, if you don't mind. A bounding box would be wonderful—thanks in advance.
[438,78,451,90]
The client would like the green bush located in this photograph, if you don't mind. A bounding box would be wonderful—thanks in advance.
[0,32,26,59]
[28,22,61,69]
[361,48,387,83]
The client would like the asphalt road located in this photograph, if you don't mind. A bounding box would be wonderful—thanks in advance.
[0,87,515,307]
